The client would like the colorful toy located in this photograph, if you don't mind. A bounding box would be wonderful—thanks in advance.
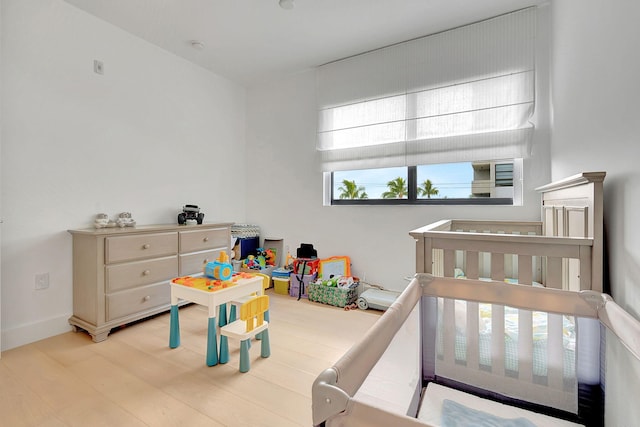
[284,251,295,270]
[173,276,231,292]
[319,256,351,278]
[264,249,276,266]
[204,251,233,281]
[243,254,260,269]
[314,275,356,288]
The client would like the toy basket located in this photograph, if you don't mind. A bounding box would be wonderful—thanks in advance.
[308,282,359,308]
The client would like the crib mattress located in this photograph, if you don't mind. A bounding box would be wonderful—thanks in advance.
[417,383,583,427]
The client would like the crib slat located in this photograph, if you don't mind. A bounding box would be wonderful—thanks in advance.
[518,255,533,285]
[442,299,456,363]
[432,249,443,277]
[491,253,505,281]
[416,236,427,274]
[466,251,479,279]
[518,309,534,383]
[443,249,455,277]
[491,304,505,374]
[547,313,564,390]
[546,256,563,289]
[466,302,479,369]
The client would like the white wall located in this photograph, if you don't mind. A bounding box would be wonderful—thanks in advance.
[550,0,640,315]
[0,1,3,356]
[245,59,550,290]
[550,1,640,424]
[0,0,247,350]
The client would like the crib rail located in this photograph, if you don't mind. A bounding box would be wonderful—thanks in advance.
[410,220,595,292]
[312,274,600,426]
[312,276,424,426]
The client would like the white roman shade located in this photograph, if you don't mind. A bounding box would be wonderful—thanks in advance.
[317,8,536,172]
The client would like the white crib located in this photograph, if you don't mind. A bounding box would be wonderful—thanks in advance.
[410,172,606,292]
[311,172,640,427]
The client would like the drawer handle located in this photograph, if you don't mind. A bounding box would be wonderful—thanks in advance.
[143,295,151,302]
[203,259,209,264]
[143,270,151,276]
[203,237,209,242]
[143,244,150,249]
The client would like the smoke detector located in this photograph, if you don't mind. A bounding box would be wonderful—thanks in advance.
[279,0,294,10]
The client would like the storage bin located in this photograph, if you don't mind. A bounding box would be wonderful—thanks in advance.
[273,277,290,295]
[272,267,291,279]
[308,282,359,308]
[289,273,316,299]
[233,236,259,260]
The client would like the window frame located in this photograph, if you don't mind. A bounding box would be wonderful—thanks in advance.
[328,164,516,206]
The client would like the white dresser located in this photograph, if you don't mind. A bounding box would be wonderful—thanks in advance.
[68,223,232,342]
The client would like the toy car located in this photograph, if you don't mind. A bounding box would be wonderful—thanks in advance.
[178,204,204,225]
[357,288,400,311]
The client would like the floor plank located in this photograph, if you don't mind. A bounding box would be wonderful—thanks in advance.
[0,290,380,426]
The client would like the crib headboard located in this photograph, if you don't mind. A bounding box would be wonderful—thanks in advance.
[410,172,606,292]
[537,172,606,291]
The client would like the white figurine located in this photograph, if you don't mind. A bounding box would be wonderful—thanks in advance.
[116,212,136,228]
[94,213,116,228]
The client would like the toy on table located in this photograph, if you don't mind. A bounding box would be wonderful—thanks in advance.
[172,276,231,292]
[172,271,256,292]
[204,251,233,281]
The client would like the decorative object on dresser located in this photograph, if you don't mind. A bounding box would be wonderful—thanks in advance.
[68,222,232,342]
[116,212,136,228]
[94,213,116,228]
[178,204,204,225]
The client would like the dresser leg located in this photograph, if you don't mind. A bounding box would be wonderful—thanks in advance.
[92,330,110,343]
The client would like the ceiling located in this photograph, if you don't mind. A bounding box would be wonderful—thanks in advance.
[63,0,546,87]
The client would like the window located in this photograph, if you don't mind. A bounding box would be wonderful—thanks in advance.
[495,163,514,187]
[331,160,517,205]
[317,8,536,206]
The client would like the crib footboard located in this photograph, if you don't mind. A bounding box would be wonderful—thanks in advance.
[312,274,604,427]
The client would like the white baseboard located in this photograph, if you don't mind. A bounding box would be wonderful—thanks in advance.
[1,314,72,352]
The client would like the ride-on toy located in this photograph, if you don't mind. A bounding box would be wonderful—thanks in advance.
[178,204,204,225]
[357,288,400,311]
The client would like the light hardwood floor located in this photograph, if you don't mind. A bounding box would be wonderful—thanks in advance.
[0,290,381,427]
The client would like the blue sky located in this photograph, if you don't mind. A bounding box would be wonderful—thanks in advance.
[334,162,473,199]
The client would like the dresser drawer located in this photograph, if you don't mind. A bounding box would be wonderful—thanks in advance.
[179,249,223,276]
[106,232,178,264]
[106,283,170,321]
[105,256,178,293]
[179,228,229,253]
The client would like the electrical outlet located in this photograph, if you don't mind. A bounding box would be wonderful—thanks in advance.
[35,273,49,290]
[93,60,104,75]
